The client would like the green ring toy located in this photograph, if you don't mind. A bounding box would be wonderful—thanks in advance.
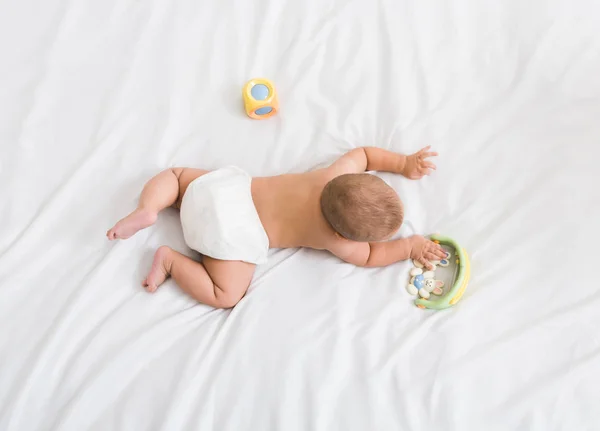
[410,234,470,310]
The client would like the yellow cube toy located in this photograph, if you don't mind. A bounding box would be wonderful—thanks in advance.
[242,78,279,119]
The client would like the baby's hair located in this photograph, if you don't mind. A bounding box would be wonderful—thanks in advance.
[320,173,403,242]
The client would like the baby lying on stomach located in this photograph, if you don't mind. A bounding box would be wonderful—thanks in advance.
[107,146,445,308]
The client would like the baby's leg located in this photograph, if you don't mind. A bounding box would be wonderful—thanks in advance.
[107,168,208,240]
[143,246,254,308]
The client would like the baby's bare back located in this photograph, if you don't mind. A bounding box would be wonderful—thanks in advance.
[251,169,335,250]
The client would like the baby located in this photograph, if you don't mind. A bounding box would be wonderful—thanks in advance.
[107,146,445,308]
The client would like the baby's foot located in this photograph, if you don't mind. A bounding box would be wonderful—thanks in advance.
[106,208,157,240]
[142,246,172,293]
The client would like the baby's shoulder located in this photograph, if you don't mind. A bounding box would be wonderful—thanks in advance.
[322,233,370,265]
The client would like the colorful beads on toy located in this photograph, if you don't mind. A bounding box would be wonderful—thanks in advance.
[243,78,279,119]
[413,274,425,289]
[410,268,423,276]
[425,279,444,295]
[409,235,470,310]
[424,279,436,292]
[406,261,447,302]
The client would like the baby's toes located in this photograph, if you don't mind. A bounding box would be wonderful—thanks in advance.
[108,228,120,240]
[141,277,156,292]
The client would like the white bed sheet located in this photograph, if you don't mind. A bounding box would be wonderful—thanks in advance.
[1,0,599,430]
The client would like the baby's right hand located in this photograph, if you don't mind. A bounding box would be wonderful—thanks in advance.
[409,235,446,269]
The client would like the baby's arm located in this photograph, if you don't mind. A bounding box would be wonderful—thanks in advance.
[329,146,437,179]
[328,235,446,270]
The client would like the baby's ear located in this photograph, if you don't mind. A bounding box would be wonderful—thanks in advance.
[435,280,444,288]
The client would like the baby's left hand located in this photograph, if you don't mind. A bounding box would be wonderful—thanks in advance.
[402,146,438,180]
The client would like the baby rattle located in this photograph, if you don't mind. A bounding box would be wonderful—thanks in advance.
[242,78,279,119]
[406,234,471,310]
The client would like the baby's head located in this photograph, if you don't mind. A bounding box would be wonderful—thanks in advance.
[320,173,403,242]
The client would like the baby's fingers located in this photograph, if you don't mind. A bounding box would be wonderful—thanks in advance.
[419,146,438,158]
[425,242,446,258]
[434,247,447,259]
[418,257,434,270]
[424,251,441,262]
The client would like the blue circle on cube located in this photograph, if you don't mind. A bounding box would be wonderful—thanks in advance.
[440,259,448,265]
[251,84,269,101]
[255,107,273,115]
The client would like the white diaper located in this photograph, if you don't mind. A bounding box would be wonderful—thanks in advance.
[179,166,269,264]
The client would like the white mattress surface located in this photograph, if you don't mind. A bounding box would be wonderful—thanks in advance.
[1,1,599,430]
